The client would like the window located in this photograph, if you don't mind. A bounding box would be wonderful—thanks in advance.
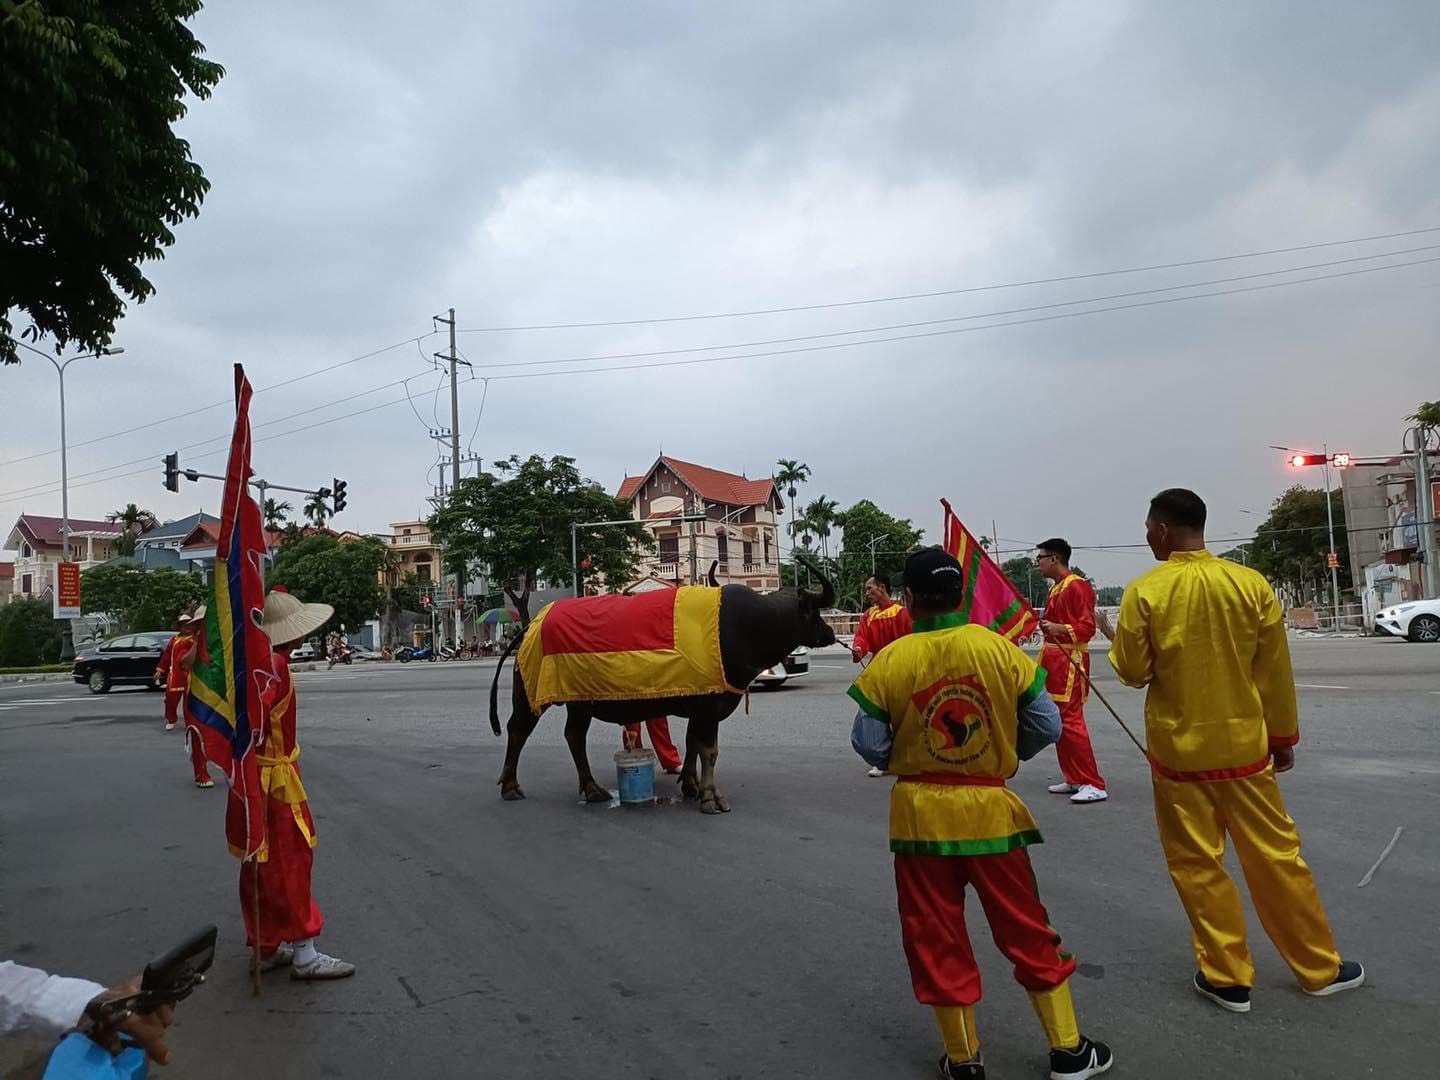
[658,535,679,563]
[716,531,728,561]
[20,573,32,594]
[20,543,31,558]
[743,540,754,564]
[764,535,771,563]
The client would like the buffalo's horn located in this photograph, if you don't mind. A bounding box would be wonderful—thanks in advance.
[796,555,835,608]
[707,560,720,587]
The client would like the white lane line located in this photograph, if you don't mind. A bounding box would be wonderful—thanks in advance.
[812,664,851,670]
[1295,683,1350,690]
[1358,826,1404,888]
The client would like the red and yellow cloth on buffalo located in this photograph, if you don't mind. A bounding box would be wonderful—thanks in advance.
[518,587,742,712]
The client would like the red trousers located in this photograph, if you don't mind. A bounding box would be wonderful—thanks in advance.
[1056,698,1105,790]
[895,849,1076,1006]
[166,691,209,783]
[237,801,324,952]
[622,717,682,772]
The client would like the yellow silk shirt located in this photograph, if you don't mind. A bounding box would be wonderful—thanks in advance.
[1109,550,1298,781]
[849,614,1048,855]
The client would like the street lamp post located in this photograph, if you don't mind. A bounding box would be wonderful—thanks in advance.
[26,343,125,660]
[867,532,890,577]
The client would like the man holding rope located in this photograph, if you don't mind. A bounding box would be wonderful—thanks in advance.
[1109,488,1362,1012]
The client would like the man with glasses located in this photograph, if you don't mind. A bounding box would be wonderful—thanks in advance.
[1036,539,1108,804]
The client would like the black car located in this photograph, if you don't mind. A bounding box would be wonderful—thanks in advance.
[72,631,176,694]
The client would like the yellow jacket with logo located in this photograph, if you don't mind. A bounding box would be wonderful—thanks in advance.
[849,614,1048,855]
[1108,550,1298,781]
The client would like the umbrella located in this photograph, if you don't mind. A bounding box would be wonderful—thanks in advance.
[478,607,520,626]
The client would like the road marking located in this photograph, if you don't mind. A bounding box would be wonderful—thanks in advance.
[1295,683,1350,690]
[812,664,851,670]
[1358,826,1404,888]
[0,698,89,706]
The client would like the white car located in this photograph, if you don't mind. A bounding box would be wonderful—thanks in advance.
[1374,598,1440,643]
[751,646,810,689]
[290,640,319,661]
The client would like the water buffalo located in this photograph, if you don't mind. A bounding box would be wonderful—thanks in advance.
[488,563,837,813]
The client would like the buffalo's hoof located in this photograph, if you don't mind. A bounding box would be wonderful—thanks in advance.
[679,774,700,800]
[581,783,613,804]
[698,792,731,814]
[500,785,526,802]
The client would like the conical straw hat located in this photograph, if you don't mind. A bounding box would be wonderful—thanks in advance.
[261,588,333,646]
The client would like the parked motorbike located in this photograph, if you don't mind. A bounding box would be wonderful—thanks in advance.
[397,644,435,663]
[40,926,217,1079]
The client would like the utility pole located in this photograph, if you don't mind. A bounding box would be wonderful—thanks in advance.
[1322,443,1341,628]
[1407,424,1439,597]
[434,308,467,645]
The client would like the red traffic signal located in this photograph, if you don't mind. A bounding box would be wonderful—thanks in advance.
[1288,453,1326,468]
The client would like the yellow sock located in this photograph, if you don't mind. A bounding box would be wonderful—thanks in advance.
[1028,982,1080,1050]
[933,1005,979,1062]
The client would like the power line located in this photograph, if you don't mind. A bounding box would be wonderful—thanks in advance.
[470,253,1440,383]
[0,332,437,469]
[457,244,1440,374]
[457,225,1440,333]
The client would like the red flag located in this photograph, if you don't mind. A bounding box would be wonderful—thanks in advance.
[185,365,278,860]
[941,499,1040,643]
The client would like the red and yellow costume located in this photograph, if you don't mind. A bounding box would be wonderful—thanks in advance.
[1110,550,1340,991]
[1039,573,1105,790]
[228,647,323,952]
[622,718,682,772]
[849,614,1083,1057]
[852,599,912,659]
[156,632,209,783]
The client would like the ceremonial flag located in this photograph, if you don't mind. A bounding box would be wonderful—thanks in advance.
[941,498,1040,643]
[186,365,276,860]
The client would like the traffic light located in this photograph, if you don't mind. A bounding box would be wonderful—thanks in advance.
[1287,453,1327,468]
[332,477,348,514]
[163,452,180,492]
[1330,452,1351,468]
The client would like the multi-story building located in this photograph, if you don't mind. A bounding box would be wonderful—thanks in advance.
[1341,449,1440,619]
[615,456,783,592]
[0,562,13,604]
[2,514,125,601]
[385,520,444,587]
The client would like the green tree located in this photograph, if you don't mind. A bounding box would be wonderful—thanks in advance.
[1001,556,1050,609]
[1406,401,1440,429]
[1248,485,1349,601]
[428,453,653,624]
[0,598,65,666]
[830,499,924,608]
[802,496,840,562]
[107,502,155,557]
[1094,585,1124,606]
[81,563,203,631]
[266,534,386,634]
[1,1,224,365]
[263,498,293,531]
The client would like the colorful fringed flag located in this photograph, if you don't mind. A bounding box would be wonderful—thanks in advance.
[185,365,277,860]
[940,498,1040,643]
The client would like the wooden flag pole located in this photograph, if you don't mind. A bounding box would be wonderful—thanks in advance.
[1063,648,1148,758]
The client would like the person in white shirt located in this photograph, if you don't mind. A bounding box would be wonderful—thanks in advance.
[1,961,175,1065]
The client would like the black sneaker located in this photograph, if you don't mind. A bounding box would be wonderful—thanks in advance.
[936,1052,985,1079]
[1049,1036,1113,1080]
[1193,971,1252,1013]
[1303,959,1365,997]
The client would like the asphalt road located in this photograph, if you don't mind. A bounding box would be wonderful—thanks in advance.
[2,639,1436,1078]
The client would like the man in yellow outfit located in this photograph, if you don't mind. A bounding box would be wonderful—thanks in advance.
[850,547,1113,1080]
[1109,488,1363,1012]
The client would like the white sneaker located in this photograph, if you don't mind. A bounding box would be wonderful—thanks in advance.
[1070,785,1108,803]
[291,952,356,981]
[258,943,294,972]
[164,723,177,732]
[1048,781,1078,794]
[867,766,885,778]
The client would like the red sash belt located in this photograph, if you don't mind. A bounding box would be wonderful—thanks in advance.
[897,773,1006,787]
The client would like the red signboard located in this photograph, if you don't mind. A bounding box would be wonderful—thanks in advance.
[53,561,81,618]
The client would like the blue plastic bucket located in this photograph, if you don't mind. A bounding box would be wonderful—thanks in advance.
[614,748,657,805]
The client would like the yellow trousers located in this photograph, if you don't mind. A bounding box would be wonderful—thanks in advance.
[1152,767,1339,992]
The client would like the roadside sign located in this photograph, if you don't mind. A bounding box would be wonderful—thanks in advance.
[53,562,81,618]
[1326,553,1340,569]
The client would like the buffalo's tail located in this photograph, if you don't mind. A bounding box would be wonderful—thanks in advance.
[488,628,527,736]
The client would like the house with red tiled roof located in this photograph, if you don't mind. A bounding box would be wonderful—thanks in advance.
[614,456,784,591]
[0,561,14,605]
[3,514,126,601]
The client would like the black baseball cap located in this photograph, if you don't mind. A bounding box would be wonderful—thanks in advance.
[903,546,964,592]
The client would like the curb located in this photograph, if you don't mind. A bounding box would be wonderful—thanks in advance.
[0,671,76,686]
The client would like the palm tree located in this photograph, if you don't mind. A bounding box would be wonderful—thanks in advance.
[803,496,840,563]
[774,459,811,574]
[303,492,330,529]
[263,497,294,532]
[107,503,155,557]
[1407,401,1440,430]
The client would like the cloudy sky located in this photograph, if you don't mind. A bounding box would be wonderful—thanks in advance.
[3,0,1438,585]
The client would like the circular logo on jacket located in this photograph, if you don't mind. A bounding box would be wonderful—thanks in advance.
[919,678,993,766]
